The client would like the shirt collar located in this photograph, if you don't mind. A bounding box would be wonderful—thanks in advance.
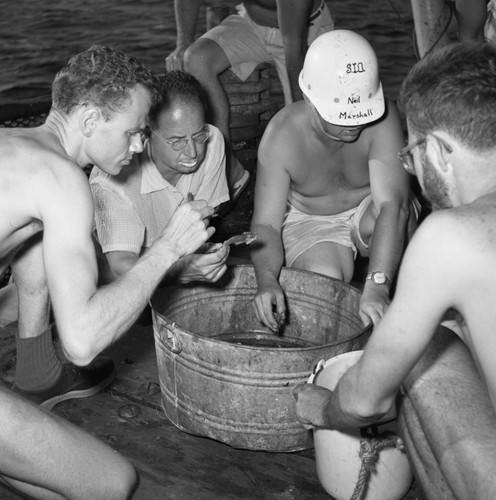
[140,145,173,194]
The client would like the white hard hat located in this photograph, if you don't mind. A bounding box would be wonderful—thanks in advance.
[299,30,385,126]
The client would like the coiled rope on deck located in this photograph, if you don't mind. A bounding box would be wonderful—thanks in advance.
[349,429,405,500]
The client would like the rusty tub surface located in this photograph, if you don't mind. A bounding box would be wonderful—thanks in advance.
[150,264,369,452]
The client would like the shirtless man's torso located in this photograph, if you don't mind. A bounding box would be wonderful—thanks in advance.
[250,30,416,329]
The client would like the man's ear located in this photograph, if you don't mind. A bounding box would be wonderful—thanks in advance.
[80,106,101,137]
[426,133,454,173]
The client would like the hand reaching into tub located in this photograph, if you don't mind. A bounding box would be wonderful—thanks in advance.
[252,277,286,332]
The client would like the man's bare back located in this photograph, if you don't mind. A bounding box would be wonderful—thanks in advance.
[437,195,496,404]
[0,127,85,264]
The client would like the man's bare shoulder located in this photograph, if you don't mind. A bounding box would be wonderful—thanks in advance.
[454,194,496,239]
[260,101,308,151]
[414,199,496,258]
[0,126,85,182]
[0,126,92,256]
[0,126,90,218]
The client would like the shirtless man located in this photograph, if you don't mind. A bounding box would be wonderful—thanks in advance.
[0,45,213,498]
[165,0,334,205]
[293,41,496,434]
[251,30,417,329]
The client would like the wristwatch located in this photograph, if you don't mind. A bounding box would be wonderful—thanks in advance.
[366,271,391,287]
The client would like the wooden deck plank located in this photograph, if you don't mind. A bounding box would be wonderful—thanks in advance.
[52,389,329,499]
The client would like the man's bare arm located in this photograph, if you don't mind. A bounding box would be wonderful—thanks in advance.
[295,214,458,428]
[42,176,214,365]
[166,0,202,71]
[276,0,314,102]
[250,115,293,330]
[106,245,228,285]
[360,102,413,324]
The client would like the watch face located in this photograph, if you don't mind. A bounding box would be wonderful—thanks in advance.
[374,273,386,284]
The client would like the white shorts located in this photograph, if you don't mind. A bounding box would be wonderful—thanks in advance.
[282,195,421,266]
[201,1,334,105]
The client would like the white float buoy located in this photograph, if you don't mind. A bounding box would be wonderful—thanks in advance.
[308,350,413,500]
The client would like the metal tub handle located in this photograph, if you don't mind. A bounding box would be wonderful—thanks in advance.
[160,323,182,354]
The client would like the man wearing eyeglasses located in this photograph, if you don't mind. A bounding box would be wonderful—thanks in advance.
[293,42,496,496]
[251,30,419,330]
[166,0,335,210]
[90,71,230,284]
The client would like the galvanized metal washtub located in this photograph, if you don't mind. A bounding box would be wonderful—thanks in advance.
[150,264,370,452]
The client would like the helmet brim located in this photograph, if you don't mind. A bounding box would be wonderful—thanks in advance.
[299,72,385,126]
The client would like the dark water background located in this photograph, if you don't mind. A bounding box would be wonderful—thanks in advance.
[0,0,417,106]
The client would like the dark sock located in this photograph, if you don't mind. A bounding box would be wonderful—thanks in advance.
[15,325,63,391]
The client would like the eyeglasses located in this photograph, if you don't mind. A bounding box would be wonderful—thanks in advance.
[398,135,453,175]
[397,138,425,175]
[148,125,210,151]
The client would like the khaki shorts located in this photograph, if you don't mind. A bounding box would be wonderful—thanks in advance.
[201,1,334,105]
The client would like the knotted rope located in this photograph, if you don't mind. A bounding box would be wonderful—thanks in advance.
[349,428,405,500]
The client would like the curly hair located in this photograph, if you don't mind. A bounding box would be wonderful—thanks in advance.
[148,71,207,128]
[52,45,156,120]
[399,42,496,151]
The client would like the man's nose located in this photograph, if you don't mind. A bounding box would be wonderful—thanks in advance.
[130,133,145,154]
[183,138,197,158]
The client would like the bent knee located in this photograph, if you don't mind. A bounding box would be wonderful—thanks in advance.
[106,460,138,500]
[291,243,354,282]
[306,263,353,282]
[184,39,230,76]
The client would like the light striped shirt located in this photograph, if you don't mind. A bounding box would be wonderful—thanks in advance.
[90,124,229,254]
